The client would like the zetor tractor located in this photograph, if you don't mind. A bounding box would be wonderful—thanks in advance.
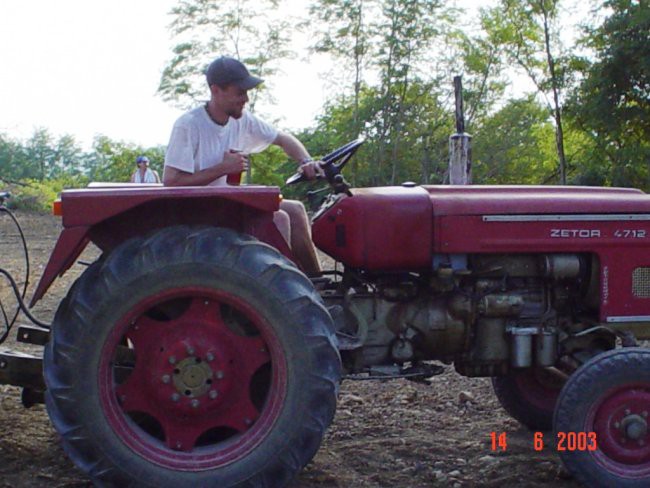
[3,139,650,487]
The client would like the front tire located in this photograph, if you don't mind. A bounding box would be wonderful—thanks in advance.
[44,226,341,487]
[554,347,650,487]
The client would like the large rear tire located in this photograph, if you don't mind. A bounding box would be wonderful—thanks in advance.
[492,368,563,431]
[554,347,650,487]
[44,226,341,487]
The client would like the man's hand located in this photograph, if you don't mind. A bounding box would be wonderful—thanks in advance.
[222,150,249,175]
[300,160,325,180]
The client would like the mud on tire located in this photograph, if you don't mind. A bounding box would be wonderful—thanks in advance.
[44,226,341,487]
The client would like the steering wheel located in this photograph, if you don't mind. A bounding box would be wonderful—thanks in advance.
[286,138,364,186]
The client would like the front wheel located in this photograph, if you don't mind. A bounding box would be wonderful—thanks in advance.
[44,226,341,487]
[554,347,650,487]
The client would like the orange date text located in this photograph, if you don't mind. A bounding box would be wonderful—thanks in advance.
[489,432,597,452]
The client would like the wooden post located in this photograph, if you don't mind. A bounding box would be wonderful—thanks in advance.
[449,76,472,185]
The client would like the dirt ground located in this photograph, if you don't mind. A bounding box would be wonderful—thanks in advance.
[0,210,583,487]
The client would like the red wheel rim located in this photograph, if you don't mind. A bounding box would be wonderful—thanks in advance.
[588,383,650,478]
[98,287,287,471]
[513,368,562,413]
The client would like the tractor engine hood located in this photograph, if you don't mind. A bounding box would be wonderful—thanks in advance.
[312,186,433,271]
[423,185,650,216]
[312,184,650,271]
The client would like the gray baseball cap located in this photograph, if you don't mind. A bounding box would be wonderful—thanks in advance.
[205,56,263,90]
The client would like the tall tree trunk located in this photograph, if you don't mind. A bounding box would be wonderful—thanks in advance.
[351,0,364,186]
[541,1,567,184]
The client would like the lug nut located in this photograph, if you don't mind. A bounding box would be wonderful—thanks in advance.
[169,356,177,365]
[206,352,214,362]
[171,393,180,402]
[625,409,631,415]
[615,422,621,429]
[244,418,252,426]
[187,346,195,355]
[209,390,218,399]
[191,399,200,408]
[162,374,171,384]
[216,370,224,379]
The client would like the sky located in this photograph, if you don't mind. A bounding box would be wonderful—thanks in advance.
[0,0,334,150]
[0,0,584,152]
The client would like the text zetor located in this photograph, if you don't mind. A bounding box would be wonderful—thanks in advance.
[21,140,650,486]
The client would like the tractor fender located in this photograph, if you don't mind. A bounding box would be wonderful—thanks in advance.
[31,185,291,306]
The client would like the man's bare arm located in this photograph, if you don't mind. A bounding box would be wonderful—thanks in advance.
[273,132,311,161]
[163,152,249,186]
[273,132,323,179]
[163,165,224,186]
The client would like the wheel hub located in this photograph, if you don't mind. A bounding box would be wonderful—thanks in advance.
[104,290,280,468]
[149,337,232,414]
[173,356,215,398]
[622,414,648,441]
[593,387,650,464]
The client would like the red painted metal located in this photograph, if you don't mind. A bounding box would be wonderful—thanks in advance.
[423,186,650,320]
[36,183,650,322]
[589,384,650,477]
[98,287,287,470]
[424,185,647,216]
[61,185,280,227]
[312,186,432,270]
[30,227,89,306]
[30,186,291,306]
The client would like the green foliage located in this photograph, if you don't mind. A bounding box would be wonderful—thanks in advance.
[159,0,293,111]
[0,130,165,212]
[2,0,649,203]
[473,96,557,184]
[566,0,650,189]
[89,136,165,183]
[6,176,89,212]
[482,0,570,183]
[249,145,289,187]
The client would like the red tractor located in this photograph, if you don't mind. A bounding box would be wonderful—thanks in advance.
[3,139,650,487]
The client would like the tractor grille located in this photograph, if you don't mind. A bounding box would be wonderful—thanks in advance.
[632,268,650,298]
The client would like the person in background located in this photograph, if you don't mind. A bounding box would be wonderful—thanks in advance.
[163,56,323,276]
[131,156,161,183]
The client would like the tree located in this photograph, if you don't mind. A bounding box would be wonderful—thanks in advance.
[52,134,83,178]
[158,0,293,112]
[24,128,56,180]
[308,0,376,137]
[472,96,557,184]
[0,134,25,183]
[89,135,165,183]
[450,11,508,129]
[483,0,572,183]
[370,0,448,185]
[567,0,649,189]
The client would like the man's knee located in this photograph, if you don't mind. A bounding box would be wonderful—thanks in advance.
[280,199,310,234]
[273,209,291,244]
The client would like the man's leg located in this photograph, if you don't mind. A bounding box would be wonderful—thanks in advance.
[279,199,321,276]
[272,209,291,246]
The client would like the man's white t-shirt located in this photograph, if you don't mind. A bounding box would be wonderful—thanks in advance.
[164,106,278,186]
